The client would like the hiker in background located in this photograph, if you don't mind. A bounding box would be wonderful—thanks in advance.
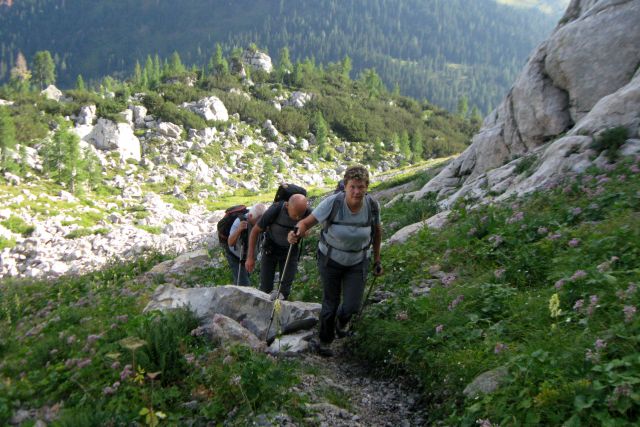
[245,193,311,300]
[292,165,383,356]
[226,203,266,286]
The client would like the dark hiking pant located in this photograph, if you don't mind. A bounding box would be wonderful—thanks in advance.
[225,247,250,286]
[259,245,299,299]
[317,250,368,344]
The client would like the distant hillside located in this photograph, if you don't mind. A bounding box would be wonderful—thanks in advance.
[0,0,562,113]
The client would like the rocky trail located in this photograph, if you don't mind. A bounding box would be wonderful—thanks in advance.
[291,339,427,427]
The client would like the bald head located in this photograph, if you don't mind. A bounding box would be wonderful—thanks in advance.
[287,194,308,221]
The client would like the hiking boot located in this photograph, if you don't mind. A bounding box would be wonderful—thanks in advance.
[335,318,350,338]
[269,290,285,301]
[317,341,334,357]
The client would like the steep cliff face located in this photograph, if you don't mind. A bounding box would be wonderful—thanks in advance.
[413,0,640,206]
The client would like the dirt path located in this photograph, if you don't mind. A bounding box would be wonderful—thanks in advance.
[295,339,427,427]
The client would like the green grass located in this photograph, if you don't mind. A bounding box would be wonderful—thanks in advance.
[350,156,640,425]
[65,227,109,239]
[1,215,35,237]
[0,253,304,426]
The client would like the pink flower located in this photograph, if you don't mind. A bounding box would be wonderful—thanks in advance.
[441,273,457,287]
[630,164,640,174]
[623,305,636,323]
[507,211,524,224]
[573,299,584,311]
[554,279,565,290]
[568,238,581,248]
[594,338,607,350]
[448,295,464,311]
[537,227,548,235]
[618,174,627,182]
[494,343,507,354]
[548,233,562,241]
[494,268,506,279]
[77,358,92,369]
[570,270,587,281]
[66,335,76,345]
[587,295,599,317]
[488,235,504,247]
[86,334,102,345]
[435,324,444,334]
[119,364,133,381]
[111,361,121,370]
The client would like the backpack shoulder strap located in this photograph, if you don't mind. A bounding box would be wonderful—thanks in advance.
[323,192,345,234]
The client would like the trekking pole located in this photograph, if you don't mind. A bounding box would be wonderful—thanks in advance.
[236,241,244,287]
[264,227,298,342]
[357,268,380,318]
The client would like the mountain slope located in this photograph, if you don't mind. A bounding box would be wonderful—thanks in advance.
[0,0,561,113]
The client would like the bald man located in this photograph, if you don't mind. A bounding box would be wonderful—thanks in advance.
[246,194,311,300]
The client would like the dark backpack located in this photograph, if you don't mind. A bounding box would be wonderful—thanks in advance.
[274,183,307,203]
[321,192,379,258]
[217,205,248,246]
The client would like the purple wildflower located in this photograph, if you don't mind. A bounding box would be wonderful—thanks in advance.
[548,233,562,241]
[184,354,196,365]
[507,211,525,224]
[488,234,504,247]
[494,268,506,279]
[66,335,76,345]
[537,227,548,235]
[570,270,587,281]
[467,227,478,237]
[441,273,457,287]
[64,358,78,369]
[568,238,581,248]
[103,386,116,396]
[573,299,584,311]
[587,295,599,317]
[623,306,636,323]
[585,349,599,363]
[111,361,121,370]
[119,364,133,381]
[594,339,607,350]
[448,295,464,311]
[571,207,582,215]
[77,358,92,369]
[554,279,565,290]
[494,343,507,354]
[435,324,444,334]
[630,164,640,174]
[618,174,627,182]
[86,334,102,345]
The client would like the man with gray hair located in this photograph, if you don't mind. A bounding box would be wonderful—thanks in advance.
[226,203,267,286]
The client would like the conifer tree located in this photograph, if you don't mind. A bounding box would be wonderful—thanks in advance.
[457,96,469,119]
[341,55,352,81]
[32,50,56,89]
[278,47,293,78]
[10,52,30,92]
[399,130,411,163]
[411,129,423,162]
[313,112,328,159]
[261,158,275,189]
[210,44,229,76]
[0,107,17,172]
[133,60,142,86]
[168,51,185,75]
[75,74,85,91]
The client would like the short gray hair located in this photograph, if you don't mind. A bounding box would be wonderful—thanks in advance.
[248,203,267,218]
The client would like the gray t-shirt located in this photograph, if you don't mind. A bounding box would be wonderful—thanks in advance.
[313,193,380,266]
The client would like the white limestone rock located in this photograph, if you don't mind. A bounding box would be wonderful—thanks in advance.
[181,96,228,122]
[240,49,273,73]
[84,118,141,162]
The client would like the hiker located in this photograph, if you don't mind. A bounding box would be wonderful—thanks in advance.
[245,193,311,300]
[225,203,266,286]
[292,165,384,356]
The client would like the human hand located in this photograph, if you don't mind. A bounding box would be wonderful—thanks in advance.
[373,261,384,276]
[245,257,255,273]
[239,220,248,231]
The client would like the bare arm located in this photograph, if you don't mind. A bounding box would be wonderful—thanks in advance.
[291,214,318,243]
[245,224,264,273]
[228,220,247,247]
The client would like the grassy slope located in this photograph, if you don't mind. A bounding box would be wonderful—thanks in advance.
[1,156,638,425]
[353,157,640,425]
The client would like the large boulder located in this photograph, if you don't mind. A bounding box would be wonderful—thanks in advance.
[77,105,97,125]
[41,85,63,101]
[181,96,228,122]
[144,284,321,342]
[412,0,640,208]
[83,118,141,162]
[240,49,273,73]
